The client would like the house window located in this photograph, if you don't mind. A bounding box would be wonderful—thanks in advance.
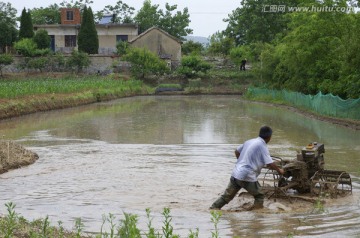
[116,35,128,42]
[65,35,77,47]
[66,10,74,21]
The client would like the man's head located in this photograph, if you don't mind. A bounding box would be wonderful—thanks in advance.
[259,126,272,143]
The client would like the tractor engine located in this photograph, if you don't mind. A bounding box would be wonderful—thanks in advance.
[267,142,353,197]
[281,142,325,193]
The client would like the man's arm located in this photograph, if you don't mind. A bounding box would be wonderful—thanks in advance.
[267,162,284,175]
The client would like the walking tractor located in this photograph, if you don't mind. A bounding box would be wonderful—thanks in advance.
[261,142,352,200]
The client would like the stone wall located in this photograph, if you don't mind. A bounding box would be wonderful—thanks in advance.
[2,55,131,75]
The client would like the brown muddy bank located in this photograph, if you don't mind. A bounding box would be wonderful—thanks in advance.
[0,140,39,174]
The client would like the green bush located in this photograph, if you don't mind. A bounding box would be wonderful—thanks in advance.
[67,50,91,73]
[0,54,13,77]
[14,38,37,57]
[116,41,130,56]
[177,55,212,78]
[33,29,51,49]
[27,57,48,72]
[123,47,169,80]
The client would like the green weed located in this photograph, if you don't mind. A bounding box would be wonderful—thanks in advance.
[74,218,84,238]
[0,203,220,238]
[145,208,159,238]
[0,202,18,238]
[312,194,328,214]
[118,212,141,238]
[210,210,222,238]
[161,207,179,238]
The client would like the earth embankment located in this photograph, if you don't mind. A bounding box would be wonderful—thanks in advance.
[0,140,39,174]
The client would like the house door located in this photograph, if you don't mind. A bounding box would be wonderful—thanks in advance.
[50,35,55,51]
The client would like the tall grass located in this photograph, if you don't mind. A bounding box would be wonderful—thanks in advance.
[0,202,223,238]
[0,76,146,99]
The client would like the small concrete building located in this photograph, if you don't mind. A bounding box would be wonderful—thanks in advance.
[129,27,182,68]
[96,23,138,54]
[34,8,138,54]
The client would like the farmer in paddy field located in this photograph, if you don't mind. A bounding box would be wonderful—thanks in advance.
[210,126,284,210]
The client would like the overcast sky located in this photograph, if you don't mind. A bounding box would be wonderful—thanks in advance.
[8,0,241,37]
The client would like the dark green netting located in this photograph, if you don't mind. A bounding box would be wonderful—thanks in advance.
[247,88,360,120]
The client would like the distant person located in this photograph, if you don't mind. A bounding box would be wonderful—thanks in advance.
[240,58,247,71]
[210,126,284,210]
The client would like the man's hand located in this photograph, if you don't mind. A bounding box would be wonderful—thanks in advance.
[278,168,285,175]
[267,162,284,175]
[235,150,240,159]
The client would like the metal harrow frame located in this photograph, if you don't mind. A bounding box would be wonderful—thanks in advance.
[310,170,352,198]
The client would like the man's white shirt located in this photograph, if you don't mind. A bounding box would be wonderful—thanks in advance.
[231,137,273,182]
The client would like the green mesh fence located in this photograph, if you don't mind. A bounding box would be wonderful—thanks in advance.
[247,88,360,120]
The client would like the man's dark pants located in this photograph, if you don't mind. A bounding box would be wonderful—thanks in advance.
[210,176,264,209]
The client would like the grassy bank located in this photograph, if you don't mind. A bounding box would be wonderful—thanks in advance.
[0,69,254,120]
[0,74,153,120]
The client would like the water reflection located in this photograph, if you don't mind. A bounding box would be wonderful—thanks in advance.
[0,95,359,237]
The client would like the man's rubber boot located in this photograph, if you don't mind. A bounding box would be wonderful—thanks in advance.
[209,197,227,210]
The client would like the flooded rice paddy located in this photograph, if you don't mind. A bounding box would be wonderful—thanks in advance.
[0,95,359,237]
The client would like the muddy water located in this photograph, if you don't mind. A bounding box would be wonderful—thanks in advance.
[0,95,359,237]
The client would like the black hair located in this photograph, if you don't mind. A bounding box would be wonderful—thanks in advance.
[259,126,272,139]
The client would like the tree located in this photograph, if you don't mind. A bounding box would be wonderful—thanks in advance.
[19,8,34,39]
[158,3,192,39]
[96,0,135,23]
[30,4,61,25]
[123,47,169,79]
[254,0,360,99]
[0,54,13,77]
[339,12,360,98]
[59,0,94,10]
[207,31,234,57]
[182,40,204,55]
[33,29,51,49]
[0,2,18,53]
[134,0,161,34]
[78,6,99,54]
[223,0,301,45]
[0,23,17,53]
[134,0,192,38]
